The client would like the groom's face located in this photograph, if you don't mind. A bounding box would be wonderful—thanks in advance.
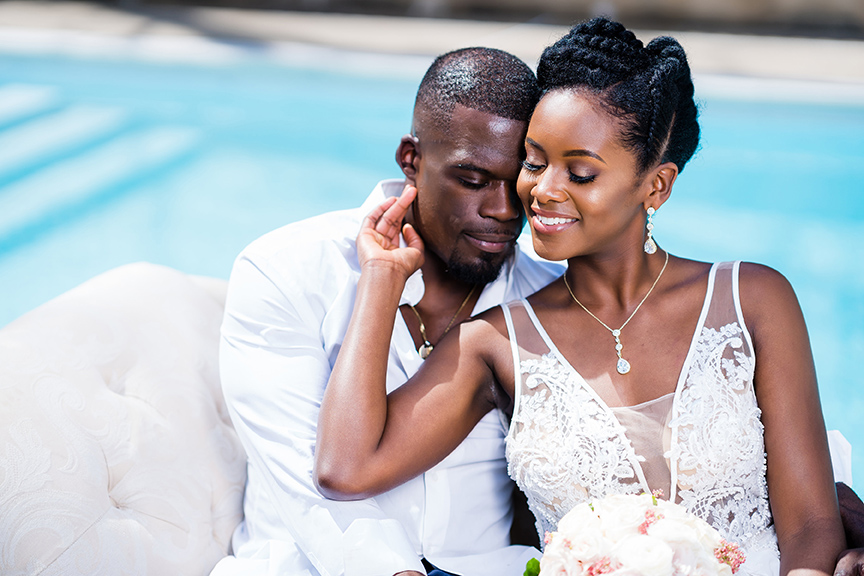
[408,104,527,285]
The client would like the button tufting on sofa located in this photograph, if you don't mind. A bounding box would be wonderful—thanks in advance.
[0,263,247,576]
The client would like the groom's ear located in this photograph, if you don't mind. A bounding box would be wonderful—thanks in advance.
[396,134,420,184]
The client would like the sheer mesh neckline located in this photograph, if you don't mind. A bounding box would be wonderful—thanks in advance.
[612,391,674,411]
[519,262,718,410]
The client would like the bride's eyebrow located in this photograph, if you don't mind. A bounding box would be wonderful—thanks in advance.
[525,137,544,151]
[525,137,606,164]
[563,149,606,164]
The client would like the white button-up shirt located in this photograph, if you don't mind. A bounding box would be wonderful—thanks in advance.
[213,180,562,576]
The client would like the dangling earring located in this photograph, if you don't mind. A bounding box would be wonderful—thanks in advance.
[644,207,657,254]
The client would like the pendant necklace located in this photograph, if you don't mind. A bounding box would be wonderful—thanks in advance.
[409,284,477,359]
[563,250,669,375]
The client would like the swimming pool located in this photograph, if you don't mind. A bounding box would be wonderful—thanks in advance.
[1,38,862,482]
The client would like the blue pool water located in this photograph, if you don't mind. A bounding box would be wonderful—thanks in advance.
[1,42,863,481]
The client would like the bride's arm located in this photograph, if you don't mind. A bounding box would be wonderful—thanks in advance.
[314,187,507,501]
[741,263,844,576]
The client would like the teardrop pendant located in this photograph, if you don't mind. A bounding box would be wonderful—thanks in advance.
[643,237,657,254]
[616,357,631,374]
[419,342,433,359]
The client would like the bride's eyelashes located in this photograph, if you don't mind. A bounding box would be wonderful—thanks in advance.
[521,160,543,172]
[521,160,596,185]
[569,172,595,184]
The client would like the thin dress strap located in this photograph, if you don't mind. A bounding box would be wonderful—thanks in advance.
[500,300,524,439]
[731,261,755,359]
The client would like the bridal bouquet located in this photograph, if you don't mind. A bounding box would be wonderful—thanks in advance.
[528,492,745,576]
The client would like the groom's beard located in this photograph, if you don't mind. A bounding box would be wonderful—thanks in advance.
[445,244,512,286]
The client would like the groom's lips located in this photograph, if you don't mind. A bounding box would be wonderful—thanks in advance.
[464,231,518,254]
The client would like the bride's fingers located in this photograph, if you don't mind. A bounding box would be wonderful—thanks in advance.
[402,223,424,254]
[375,185,417,237]
[394,184,417,211]
[361,197,398,232]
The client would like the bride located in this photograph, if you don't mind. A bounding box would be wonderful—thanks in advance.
[314,17,844,576]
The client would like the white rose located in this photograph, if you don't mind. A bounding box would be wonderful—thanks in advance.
[538,551,572,576]
[566,531,608,562]
[557,501,603,537]
[612,534,674,576]
[671,547,724,576]
[650,517,713,548]
[594,495,650,542]
[542,525,608,572]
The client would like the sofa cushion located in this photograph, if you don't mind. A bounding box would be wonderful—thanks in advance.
[0,263,246,576]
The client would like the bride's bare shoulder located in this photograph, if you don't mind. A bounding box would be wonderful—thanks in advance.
[460,306,524,393]
[737,262,798,305]
[737,262,804,341]
[465,304,515,342]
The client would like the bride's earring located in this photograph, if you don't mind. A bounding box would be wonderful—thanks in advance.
[644,207,657,254]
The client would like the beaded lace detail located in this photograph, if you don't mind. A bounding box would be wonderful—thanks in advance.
[509,352,645,537]
[670,321,773,552]
[503,262,778,560]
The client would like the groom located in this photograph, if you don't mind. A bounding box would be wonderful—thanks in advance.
[211,47,561,576]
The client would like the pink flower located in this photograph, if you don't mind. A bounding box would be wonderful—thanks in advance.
[715,540,746,574]
[585,557,618,576]
[638,509,665,535]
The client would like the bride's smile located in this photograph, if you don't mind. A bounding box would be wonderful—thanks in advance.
[516,89,670,264]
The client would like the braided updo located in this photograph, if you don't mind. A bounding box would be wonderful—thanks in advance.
[537,17,700,174]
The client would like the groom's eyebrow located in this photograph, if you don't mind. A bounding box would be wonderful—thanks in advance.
[454,163,492,175]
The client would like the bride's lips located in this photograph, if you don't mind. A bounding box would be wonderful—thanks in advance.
[530,208,579,234]
[464,232,518,253]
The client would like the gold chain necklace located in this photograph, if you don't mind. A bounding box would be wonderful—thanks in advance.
[409,285,477,359]
[563,250,669,375]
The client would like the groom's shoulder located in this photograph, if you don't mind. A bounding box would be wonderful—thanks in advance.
[238,208,363,288]
[241,205,365,272]
[239,180,397,271]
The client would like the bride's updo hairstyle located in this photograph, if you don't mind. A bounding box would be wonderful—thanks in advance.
[537,17,700,174]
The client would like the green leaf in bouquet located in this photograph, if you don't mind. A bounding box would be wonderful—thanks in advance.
[524,557,540,576]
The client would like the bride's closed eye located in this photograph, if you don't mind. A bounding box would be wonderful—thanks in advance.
[522,160,595,185]
[569,172,595,184]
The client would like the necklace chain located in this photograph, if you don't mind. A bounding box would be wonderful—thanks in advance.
[409,284,477,359]
[562,250,669,374]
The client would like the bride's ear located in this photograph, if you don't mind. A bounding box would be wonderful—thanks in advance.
[645,162,678,210]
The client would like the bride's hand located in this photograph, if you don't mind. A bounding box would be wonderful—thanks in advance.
[357,185,424,279]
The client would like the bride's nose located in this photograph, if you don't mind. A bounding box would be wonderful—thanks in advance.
[531,166,569,205]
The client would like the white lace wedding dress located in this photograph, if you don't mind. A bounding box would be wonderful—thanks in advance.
[501,261,780,576]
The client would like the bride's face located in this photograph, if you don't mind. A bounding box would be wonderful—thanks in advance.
[517,89,653,262]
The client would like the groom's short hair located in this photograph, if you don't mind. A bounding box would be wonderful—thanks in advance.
[413,47,539,131]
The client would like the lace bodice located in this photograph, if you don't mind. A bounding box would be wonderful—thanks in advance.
[502,262,779,567]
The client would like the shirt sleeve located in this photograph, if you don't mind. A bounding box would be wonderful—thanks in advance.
[219,253,425,576]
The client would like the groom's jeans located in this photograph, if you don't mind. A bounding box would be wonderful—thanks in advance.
[421,558,460,576]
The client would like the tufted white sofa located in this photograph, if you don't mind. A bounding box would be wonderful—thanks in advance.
[0,263,247,576]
